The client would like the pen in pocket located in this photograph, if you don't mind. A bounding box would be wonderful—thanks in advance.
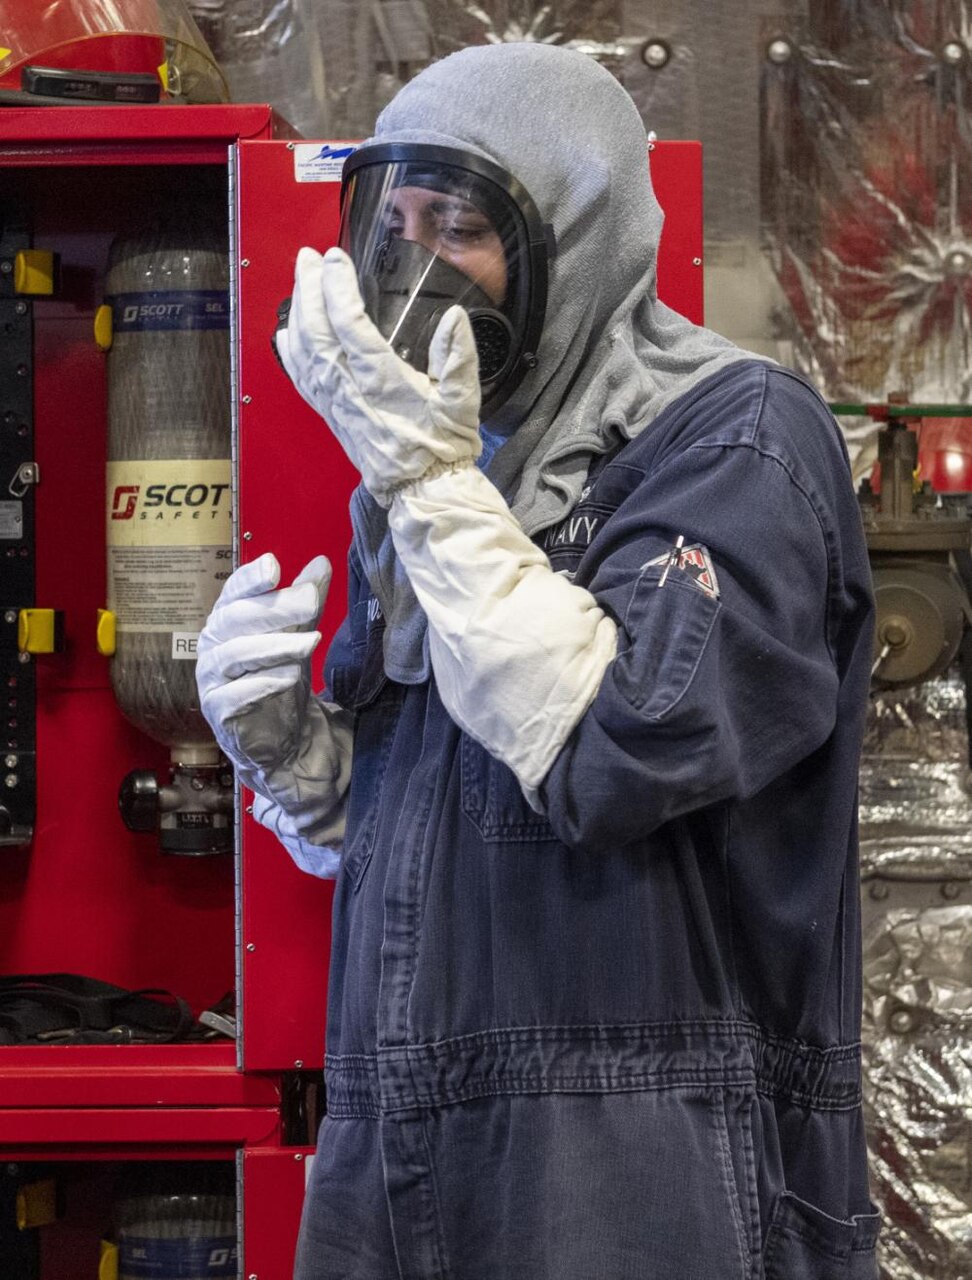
[658,534,685,588]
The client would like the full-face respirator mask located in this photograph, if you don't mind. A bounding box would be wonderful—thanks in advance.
[277,143,552,420]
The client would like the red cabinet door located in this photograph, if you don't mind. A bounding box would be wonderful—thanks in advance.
[241,1144,316,1276]
[234,140,358,1073]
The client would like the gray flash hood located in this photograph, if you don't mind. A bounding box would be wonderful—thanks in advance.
[349,41,764,684]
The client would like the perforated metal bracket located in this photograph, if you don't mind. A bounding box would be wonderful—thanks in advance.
[0,197,36,847]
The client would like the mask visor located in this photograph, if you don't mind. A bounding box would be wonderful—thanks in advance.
[339,154,539,410]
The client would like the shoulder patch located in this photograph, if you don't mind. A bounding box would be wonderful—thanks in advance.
[643,543,720,599]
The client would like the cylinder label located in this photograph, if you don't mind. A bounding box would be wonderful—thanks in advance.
[107,460,232,634]
[107,460,231,547]
[109,289,230,332]
[109,547,231,633]
[119,1234,237,1277]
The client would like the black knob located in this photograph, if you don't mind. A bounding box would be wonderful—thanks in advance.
[118,769,159,833]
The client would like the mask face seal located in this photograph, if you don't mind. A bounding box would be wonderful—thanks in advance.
[340,143,551,419]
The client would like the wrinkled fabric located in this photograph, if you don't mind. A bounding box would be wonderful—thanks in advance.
[293,361,879,1280]
[349,41,762,681]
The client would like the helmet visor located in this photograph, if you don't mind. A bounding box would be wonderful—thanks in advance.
[339,146,548,416]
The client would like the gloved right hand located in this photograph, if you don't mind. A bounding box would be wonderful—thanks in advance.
[275,246,482,507]
[195,552,353,848]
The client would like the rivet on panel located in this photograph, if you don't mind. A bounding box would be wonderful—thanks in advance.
[641,40,671,70]
[242,394,252,404]
[241,259,251,268]
[942,40,966,64]
[692,257,702,266]
[766,37,794,64]
[242,531,253,541]
[246,942,256,952]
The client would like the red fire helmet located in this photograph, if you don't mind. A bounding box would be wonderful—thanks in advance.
[0,0,227,103]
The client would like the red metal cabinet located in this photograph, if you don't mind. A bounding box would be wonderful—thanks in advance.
[0,103,317,1278]
[0,104,702,1274]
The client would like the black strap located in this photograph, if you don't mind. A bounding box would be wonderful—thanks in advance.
[0,975,198,1044]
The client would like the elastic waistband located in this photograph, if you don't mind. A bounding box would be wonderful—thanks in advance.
[324,1021,863,1119]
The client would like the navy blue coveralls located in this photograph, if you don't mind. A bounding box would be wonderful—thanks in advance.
[294,362,880,1280]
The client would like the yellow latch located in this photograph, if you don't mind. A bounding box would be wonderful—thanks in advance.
[98,1240,119,1280]
[96,607,117,657]
[94,303,113,352]
[15,1178,57,1230]
[13,249,55,297]
[17,608,64,654]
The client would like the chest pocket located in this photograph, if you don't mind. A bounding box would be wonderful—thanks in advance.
[460,735,560,845]
[327,597,402,889]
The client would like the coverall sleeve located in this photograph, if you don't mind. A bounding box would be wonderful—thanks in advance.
[538,437,843,851]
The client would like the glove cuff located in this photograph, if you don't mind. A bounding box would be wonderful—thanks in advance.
[238,698,353,844]
[388,465,618,794]
[377,456,478,508]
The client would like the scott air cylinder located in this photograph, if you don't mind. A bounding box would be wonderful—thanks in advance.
[114,1163,236,1280]
[104,211,233,853]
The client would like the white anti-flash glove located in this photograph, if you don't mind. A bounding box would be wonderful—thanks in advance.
[388,467,619,804]
[275,246,482,506]
[195,553,353,863]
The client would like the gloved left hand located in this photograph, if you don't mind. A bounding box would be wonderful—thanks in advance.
[195,553,353,851]
[275,246,483,506]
